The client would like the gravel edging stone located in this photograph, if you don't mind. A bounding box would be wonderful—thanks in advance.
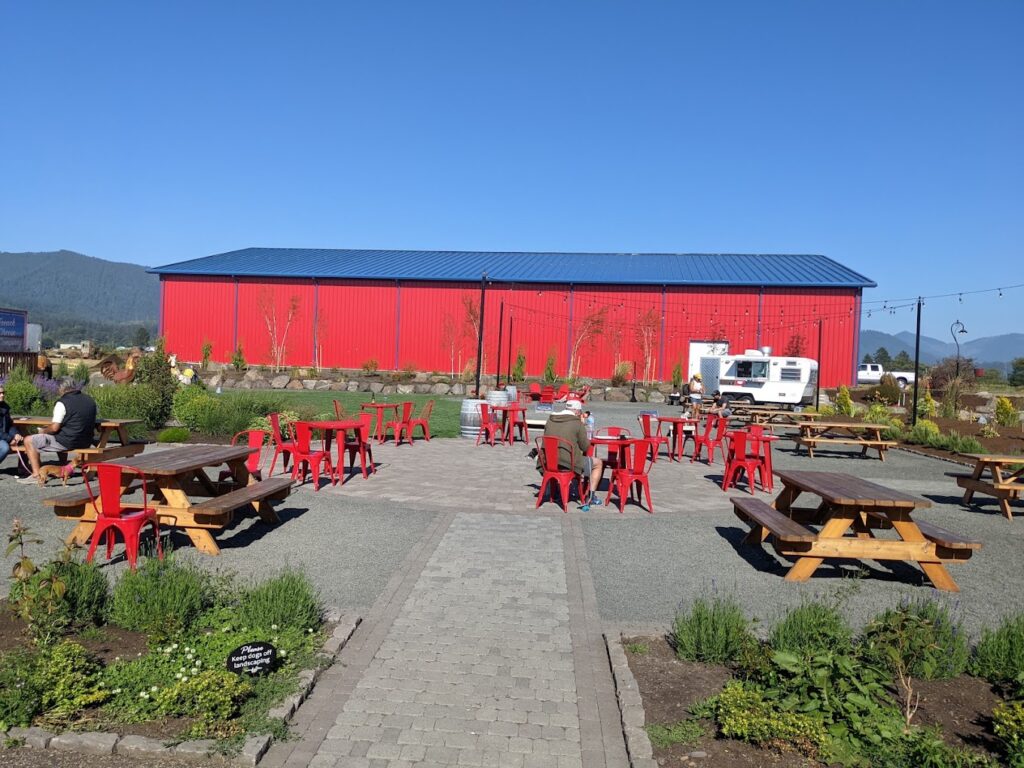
[605,634,658,768]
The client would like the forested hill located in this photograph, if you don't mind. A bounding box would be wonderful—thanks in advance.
[0,250,159,345]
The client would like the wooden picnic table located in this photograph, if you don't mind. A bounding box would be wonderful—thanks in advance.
[732,408,822,428]
[731,470,981,591]
[954,453,1024,520]
[793,420,896,460]
[13,416,144,461]
[43,444,292,556]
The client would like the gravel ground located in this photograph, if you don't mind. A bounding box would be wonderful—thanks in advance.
[0,746,225,768]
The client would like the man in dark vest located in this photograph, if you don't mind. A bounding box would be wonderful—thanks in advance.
[18,378,97,484]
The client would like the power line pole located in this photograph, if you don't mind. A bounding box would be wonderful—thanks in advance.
[495,300,504,389]
[911,297,922,426]
[814,319,823,410]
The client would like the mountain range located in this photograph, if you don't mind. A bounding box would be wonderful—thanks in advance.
[2,250,1021,363]
[859,329,1024,368]
[0,250,159,345]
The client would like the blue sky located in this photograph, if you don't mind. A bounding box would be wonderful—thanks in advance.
[1,1,1020,339]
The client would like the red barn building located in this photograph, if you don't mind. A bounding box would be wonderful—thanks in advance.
[151,249,873,387]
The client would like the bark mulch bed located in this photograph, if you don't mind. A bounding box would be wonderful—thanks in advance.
[623,635,1003,767]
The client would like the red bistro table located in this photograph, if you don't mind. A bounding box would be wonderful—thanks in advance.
[655,416,698,461]
[490,403,528,444]
[294,419,364,473]
[360,403,400,443]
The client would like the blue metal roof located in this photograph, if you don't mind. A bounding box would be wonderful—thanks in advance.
[149,248,875,289]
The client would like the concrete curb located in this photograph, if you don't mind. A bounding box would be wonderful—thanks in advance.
[4,610,361,766]
[605,633,658,768]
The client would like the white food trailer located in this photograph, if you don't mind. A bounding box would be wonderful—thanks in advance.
[688,344,818,407]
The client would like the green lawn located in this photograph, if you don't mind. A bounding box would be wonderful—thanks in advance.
[222,390,465,438]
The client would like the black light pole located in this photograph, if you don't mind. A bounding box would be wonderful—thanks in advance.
[814,319,823,410]
[911,298,922,426]
[495,300,504,389]
[951,319,967,379]
[506,312,514,383]
[473,274,487,396]
[630,361,638,402]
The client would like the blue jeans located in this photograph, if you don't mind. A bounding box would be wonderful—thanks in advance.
[0,427,18,465]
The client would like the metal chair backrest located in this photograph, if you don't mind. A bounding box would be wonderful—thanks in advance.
[639,414,660,439]
[479,402,497,423]
[269,413,290,447]
[596,426,631,439]
[231,429,268,473]
[292,422,314,453]
[529,383,541,396]
[333,399,347,419]
[417,399,434,420]
[557,384,570,398]
[536,435,575,473]
[621,439,649,475]
[713,416,730,439]
[399,401,414,421]
[540,386,555,403]
[83,463,149,520]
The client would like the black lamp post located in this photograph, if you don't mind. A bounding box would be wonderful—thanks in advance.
[950,319,967,378]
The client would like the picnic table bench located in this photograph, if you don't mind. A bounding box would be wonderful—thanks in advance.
[731,470,981,591]
[731,407,821,428]
[953,453,1024,520]
[793,420,896,460]
[43,444,292,556]
[13,416,144,462]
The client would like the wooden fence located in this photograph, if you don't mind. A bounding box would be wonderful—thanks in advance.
[0,352,40,378]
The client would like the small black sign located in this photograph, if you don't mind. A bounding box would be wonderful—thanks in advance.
[226,642,277,676]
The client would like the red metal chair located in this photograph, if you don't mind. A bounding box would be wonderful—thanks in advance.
[268,413,298,477]
[692,415,729,464]
[218,430,267,485]
[385,401,415,445]
[332,399,348,419]
[409,399,434,441]
[535,435,588,513]
[540,385,555,404]
[505,407,529,445]
[83,463,163,570]
[721,431,766,494]
[289,422,335,490]
[638,414,669,463]
[528,382,542,402]
[595,427,631,470]
[343,413,375,480]
[748,424,775,492]
[556,384,570,400]
[604,440,654,514]
[476,403,503,446]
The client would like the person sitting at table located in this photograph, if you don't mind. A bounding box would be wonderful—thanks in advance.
[17,378,97,485]
[543,399,603,511]
[0,384,24,467]
[707,391,733,419]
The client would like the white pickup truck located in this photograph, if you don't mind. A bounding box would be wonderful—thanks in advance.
[857,363,915,388]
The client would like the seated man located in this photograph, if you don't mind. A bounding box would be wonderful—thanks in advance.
[18,378,97,484]
[0,384,23,466]
[707,390,733,419]
[543,399,603,510]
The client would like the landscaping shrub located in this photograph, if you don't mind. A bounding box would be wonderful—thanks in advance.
[511,348,526,382]
[971,614,1024,685]
[111,557,213,642]
[769,600,853,657]
[0,649,43,730]
[714,682,825,754]
[862,726,1001,768]
[996,396,1021,428]
[645,719,705,749]
[132,339,178,429]
[157,426,191,443]
[904,419,940,445]
[864,403,895,426]
[672,596,753,664]
[671,361,684,390]
[154,669,252,723]
[232,345,247,371]
[873,373,902,405]
[55,558,110,628]
[834,385,856,416]
[88,382,162,434]
[71,362,91,383]
[946,432,984,454]
[862,599,969,680]
[236,569,322,632]
[0,365,50,414]
[172,383,209,427]
[543,352,558,384]
[993,700,1024,767]
[35,640,109,719]
[611,360,631,387]
[360,358,379,374]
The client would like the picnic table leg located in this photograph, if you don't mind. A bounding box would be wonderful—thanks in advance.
[772,484,802,513]
[66,522,95,547]
[962,462,985,505]
[158,480,222,556]
[785,505,857,582]
[887,512,959,592]
[990,466,1015,521]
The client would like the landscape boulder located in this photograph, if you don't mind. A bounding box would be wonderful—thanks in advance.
[396,384,415,394]
[286,380,304,390]
[604,388,630,402]
[431,382,451,395]
[270,374,290,389]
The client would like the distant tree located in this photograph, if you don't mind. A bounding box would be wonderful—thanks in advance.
[634,308,659,384]
[257,288,301,372]
[1009,357,1024,387]
[873,347,893,368]
[133,326,150,348]
[783,334,805,357]
[569,306,609,381]
[892,350,914,369]
[862,353,874,365]
[928,356,977,393]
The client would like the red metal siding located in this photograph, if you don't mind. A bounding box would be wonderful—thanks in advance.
[316,280,397,370]
[662,287,762,381]
[236,279,316,368]
[495,285,572,378]
[161,277,236,364]
[396,282,480,376]
[568,287,662,380]
[760,289,857,387]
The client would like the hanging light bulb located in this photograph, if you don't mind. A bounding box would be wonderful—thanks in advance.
[958,293,963,303]
[999,289,1003,298]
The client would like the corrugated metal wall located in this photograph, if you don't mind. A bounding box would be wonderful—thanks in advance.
[161,277,236,363]
[161,277,859,386]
